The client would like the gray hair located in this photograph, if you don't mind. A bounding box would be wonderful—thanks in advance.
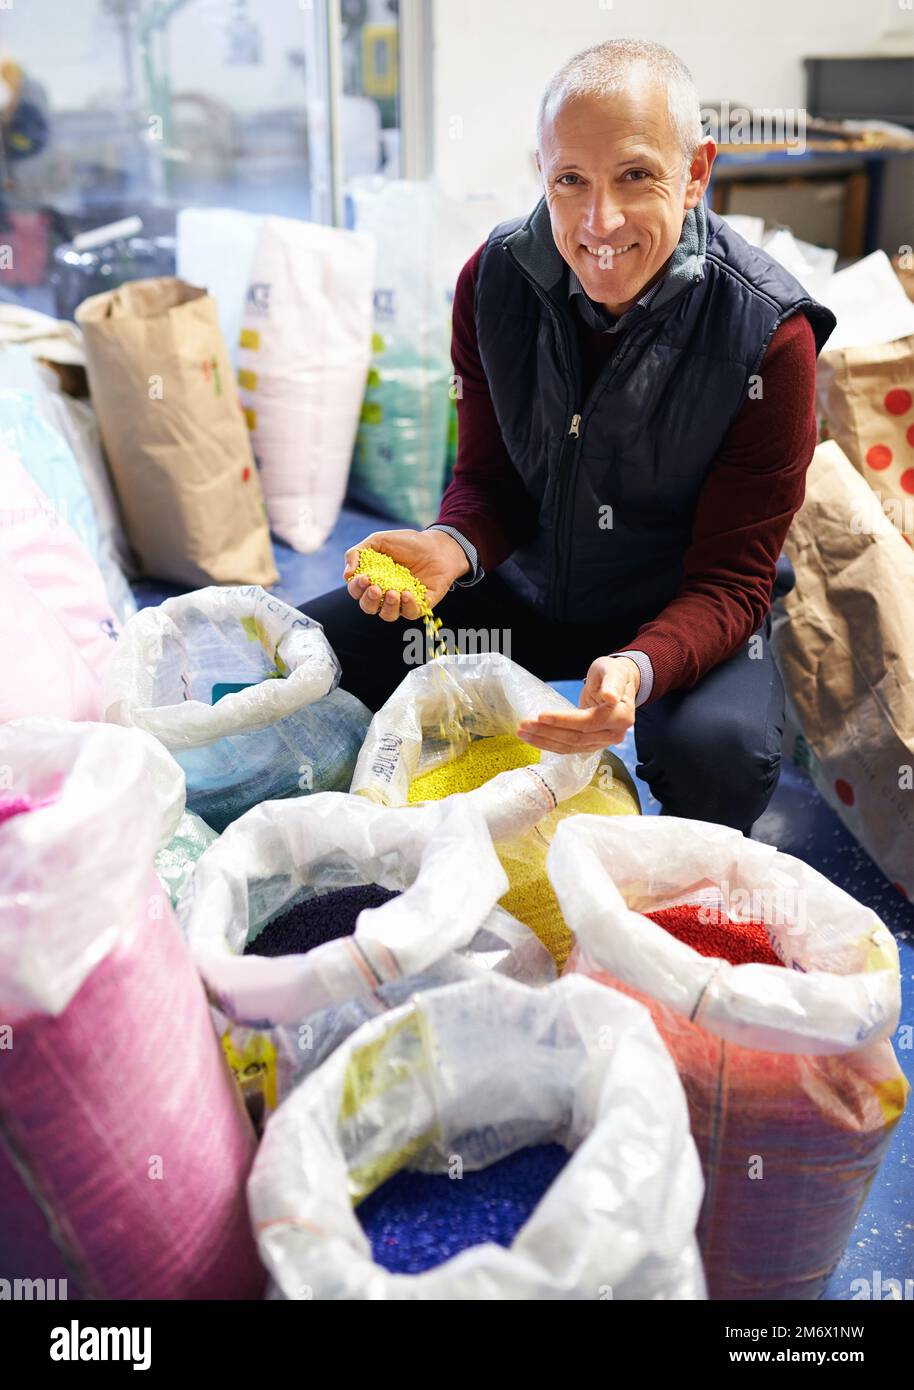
[536,39,703,170]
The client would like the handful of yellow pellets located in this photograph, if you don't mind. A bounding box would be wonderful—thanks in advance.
[354,547,448,657]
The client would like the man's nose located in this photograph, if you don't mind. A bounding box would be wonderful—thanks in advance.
[585,191,626,239]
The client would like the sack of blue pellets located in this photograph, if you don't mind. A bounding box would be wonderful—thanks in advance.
[178,791,555,1126]
[248,972,707,1300]
[105,586,371,832]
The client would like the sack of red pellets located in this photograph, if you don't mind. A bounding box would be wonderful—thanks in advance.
[105,585,372,832]
[0,719,264,1299]
[549,815,908,1301]
[351,653,600,840]
[178,791,555,1125]
[248,972,706,1299]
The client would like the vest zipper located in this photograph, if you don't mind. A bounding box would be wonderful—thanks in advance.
[498,235,704,623]
[552,339,636,623]
[549,412,583,619]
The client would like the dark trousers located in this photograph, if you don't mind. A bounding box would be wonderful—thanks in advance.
[303,571,785,834]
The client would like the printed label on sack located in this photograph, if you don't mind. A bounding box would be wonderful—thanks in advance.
[368,732,403,785]
[348,1126,439,1206]
[246,281,271,315]
[201,356,223,396]
[373,288,396,323]
[338,1011,424,1125]
[221,1028,278,1120]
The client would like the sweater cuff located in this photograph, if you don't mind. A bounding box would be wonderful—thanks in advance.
[425,524,486,587]
[610,650,654,708]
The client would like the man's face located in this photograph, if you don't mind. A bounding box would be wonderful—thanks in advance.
[536,76,714,316]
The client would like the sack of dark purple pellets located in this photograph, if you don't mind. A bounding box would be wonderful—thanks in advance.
[247,972,707,1300]
[178,791,555,1124]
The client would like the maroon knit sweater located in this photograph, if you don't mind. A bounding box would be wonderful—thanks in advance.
[435,243,819,704]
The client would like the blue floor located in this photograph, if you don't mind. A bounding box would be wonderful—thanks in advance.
[136,504,913,1302]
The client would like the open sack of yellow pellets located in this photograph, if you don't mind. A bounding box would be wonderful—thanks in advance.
[105,585,371,833]
[351,653,640,969]
[548,815,908,1300]
[351,653,600,835]
[247,972,706,1300]
[178,792,555,1126]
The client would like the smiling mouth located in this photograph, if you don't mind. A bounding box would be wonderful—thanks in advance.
[581,242,637,260]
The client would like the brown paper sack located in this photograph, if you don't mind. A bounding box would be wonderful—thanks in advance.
[772,440,914,900]
[77,278,277,587]
[817,336,914,544]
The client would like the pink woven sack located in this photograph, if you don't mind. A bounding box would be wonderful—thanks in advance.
[0,720,265,1299]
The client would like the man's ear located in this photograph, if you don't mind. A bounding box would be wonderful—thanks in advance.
[683,136,716,210]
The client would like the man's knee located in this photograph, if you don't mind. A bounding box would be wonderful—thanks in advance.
[638,702,780,831]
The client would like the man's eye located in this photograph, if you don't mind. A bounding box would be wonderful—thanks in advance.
[557,174,582,186]
[624,169,650,182]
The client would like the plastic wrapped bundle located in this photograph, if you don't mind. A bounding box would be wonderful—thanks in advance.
[248,973,707,1299]
[0,720,264,1299]
[0,388,101,569]
[105,586,372,832]
[347,180,453,529]
[550,815,908,1300]
[179,792,555,1126]
[236,215,376,552]
[155,809,218,908]
[0,347,136,621]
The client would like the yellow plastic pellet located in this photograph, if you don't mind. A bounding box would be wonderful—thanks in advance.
[354,547,433,618]
[407,734,541,804]
[496,837,574,972]
[496,753,641,971]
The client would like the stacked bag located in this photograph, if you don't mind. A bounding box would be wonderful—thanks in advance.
[178,207,376,554]
[77,279,278,589]
[773,441,914,899]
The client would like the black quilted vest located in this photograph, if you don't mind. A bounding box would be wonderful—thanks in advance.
[474,197,835,625]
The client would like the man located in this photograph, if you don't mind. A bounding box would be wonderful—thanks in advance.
[305,39,835,833]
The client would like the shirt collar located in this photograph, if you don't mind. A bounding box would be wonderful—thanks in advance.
[567,266,664,334]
